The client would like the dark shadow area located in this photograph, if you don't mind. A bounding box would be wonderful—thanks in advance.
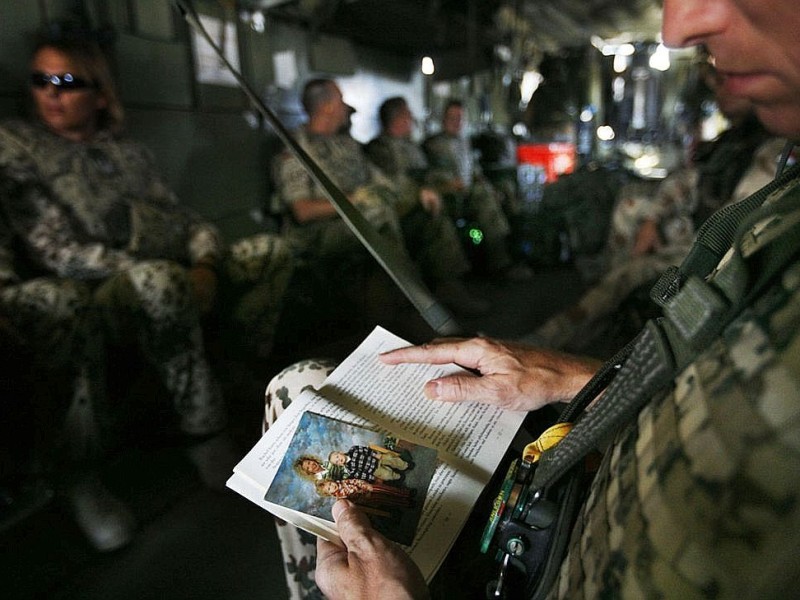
[1,261,587,600]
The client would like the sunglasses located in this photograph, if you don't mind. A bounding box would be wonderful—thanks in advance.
[30,72,96,91]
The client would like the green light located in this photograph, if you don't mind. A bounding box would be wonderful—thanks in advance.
[468,227,484,245]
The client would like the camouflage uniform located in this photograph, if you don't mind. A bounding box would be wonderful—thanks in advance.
[364,134,429,205]
[531,136,785,354]
[0,119,293,436]
[262,167,800,599]
[274,128,469,285]
[608,134,783,269]
[549,169,800,599]
[263,358,337,600]
[0,231,104,464]
[423,131,514,272]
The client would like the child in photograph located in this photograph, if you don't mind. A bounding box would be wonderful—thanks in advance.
[294,455,346,482]
[328,445,410,482]
[315,479,414,509]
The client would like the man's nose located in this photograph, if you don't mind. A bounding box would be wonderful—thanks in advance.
[661,0,727,49]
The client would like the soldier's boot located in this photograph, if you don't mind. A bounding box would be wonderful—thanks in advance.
[60,382,136,552]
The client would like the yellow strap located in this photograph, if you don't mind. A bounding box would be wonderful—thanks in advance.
[523,422,574,464]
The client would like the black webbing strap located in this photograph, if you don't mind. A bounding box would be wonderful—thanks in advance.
[556,335,638,424]
[174,0,462,336]
[533,158,800,495]
[532,320,674,491]
[660,165,800,371]
[726,179,800,314]
[651,163,800,308]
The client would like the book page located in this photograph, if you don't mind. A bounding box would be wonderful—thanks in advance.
[228,326,527,581]
[318,327,524,476]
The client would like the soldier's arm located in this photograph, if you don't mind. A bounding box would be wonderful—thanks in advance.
[276,151,342,224]
[290,197,339,223]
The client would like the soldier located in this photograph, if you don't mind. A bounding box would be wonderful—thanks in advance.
[423,99,533,281]
[529,71,784,356]
[273,79,489,317]
[0,35,294,550]
[267,0,800,598]
[365,96,446,222]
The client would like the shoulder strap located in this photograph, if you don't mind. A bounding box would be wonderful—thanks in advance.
[650,162,800,307]
[660,169,800,369]
[532,320,674,490]
[532,161,800,494]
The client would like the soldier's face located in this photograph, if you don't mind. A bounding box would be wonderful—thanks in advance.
[30,46,107,141]
[663,0,800,138]
[325,84,351,132]
[393,105,414,138]
[442,106,463,136]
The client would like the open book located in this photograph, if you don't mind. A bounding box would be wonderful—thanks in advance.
[226,326,527,582]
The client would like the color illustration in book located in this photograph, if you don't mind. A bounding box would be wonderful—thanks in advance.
[266,411,438,545]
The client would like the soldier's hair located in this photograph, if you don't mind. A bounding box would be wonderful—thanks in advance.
[301,78,336,116]
[30,36,125,136]
[378,96,408,128]
[444,98,463,114]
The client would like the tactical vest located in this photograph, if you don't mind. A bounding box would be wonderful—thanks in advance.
[526,161,800,599]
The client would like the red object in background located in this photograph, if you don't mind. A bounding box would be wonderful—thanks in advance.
[516,143,576,183]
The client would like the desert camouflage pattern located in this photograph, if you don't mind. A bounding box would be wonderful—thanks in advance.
[274,127,470,284]
[532,138,785,353]
[550,174,800,598]
[0,119,221,276]
[608,138,784,269]
[0,119,294,436]
[263,358,338,600]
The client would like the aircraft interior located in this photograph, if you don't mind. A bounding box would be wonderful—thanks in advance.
[1,1,772,598]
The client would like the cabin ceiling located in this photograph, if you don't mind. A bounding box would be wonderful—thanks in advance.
[239,0,663,58]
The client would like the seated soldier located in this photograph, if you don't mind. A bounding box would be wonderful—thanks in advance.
[364,96,447,223]
[260,2,800,595]
[423,98,533,281]
[273,78,488,318]
[0,33,294,550]
[529,68,784,356]
[0,190,134,551]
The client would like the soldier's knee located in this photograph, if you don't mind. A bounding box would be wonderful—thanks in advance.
[123,260,193,314]
[227,233,294,283]
[264,358,337,423]
[13,277,93,322]
[127,260,188,291]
